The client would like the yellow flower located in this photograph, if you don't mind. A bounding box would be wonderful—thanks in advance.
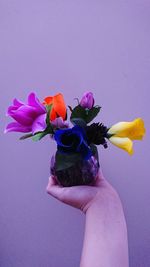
[107,118,146,155]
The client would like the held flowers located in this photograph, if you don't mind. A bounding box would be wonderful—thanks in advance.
[4,90,146,186]
[54,125,92,160]
[80,92,94,109]
[4,91,146,154]
[43,93,66,121]
[107,118,145,155]
[5,92,47,134]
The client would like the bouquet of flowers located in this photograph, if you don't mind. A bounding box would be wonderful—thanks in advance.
[5,91,145,187]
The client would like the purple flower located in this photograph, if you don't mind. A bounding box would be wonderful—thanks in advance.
[80,92,94,109]
[4,92,47,135]
[51,117,69,129]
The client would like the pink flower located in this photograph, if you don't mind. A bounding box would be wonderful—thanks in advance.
[80,92,94,109]
[5,92,47,135]
[51,117,69,129]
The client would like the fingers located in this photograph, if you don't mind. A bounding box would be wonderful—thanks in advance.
[95,168,106,186]
[46,176,64,200]
[99,168,105,180]
[46,176,76,206]
[48,175,57,186]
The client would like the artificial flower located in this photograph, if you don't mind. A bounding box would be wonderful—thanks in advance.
[80,92,94,109]
[107,118,145,154]
[54,125,92,160]
[43,93,66,121]
[4,92,47,134]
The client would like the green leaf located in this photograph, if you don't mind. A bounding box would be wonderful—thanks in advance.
[44,104,55,134]
[71,118,87,127]
[32,131,48,141]
[45,104,52,125]
[46,124,54,134]
[70,105,101,124]
[106,133,114,139]
[70,105,87,122]
[85,106,101,123]
[19,133,33,140]
[55,151,82,171]
[46,104,52,113]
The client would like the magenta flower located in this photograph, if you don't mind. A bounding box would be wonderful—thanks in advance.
[80,92,94,109]
[51,117,69,129]
[4,92,47,135]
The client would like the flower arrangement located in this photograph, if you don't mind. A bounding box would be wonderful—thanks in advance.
[5,91,146,186]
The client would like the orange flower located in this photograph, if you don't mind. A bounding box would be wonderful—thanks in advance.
[43,93,67,121]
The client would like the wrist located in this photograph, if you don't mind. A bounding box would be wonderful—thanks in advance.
[83,182,123,217]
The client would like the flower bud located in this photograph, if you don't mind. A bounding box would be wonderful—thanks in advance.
[80,92,94,109]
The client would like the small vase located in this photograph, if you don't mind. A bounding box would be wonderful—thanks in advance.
[50,152,100,187]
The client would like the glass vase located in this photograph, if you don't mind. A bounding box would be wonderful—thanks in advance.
[50,152,100,187]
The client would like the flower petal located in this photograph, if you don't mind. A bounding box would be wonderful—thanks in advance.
[7,105,19,115]
[54,128,71,147]
[109,136,133,155]
[4,122,32,133]
[8,106,35,126]
[80,92,94,109]
[50,107,57,121]
[32,114,47,134]
[53,93,67,120]
[28,92,46,114]
[51,117,69,128]
[43,96,53,105]
[13,98,24,107]
[107,118,146,140]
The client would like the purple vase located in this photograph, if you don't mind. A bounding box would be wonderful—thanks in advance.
[50,153,100,187]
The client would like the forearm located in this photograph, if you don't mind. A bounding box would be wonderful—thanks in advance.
[80,192,129,267]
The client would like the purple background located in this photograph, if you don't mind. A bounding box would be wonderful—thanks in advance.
[0,1,149,266]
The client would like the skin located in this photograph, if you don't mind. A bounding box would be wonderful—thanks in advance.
[46,169,129,267]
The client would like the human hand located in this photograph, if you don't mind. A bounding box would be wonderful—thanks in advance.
[46,170,129,267]
[46,169,120,213]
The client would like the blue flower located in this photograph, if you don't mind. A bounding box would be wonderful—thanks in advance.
[54,125,92,160]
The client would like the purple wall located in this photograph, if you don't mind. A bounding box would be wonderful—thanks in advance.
[0,1,149,266]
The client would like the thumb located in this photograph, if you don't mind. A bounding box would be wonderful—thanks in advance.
[46,176,64,200]
[95,168,106,186]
